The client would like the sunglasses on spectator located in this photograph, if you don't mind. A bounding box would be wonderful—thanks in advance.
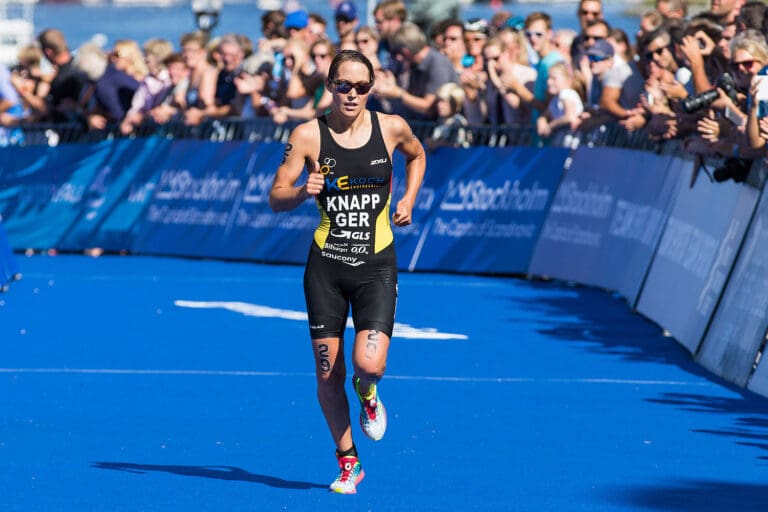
[525,30,545,39]
[332,79,373,94]
[644,47,667,60]
[355,38,371,44]
[466,35,486,42]
[587,54,609,62]
[585,35,605,42]
[731,59,758,71]
[580,9,601,17]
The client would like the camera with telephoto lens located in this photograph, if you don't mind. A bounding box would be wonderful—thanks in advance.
[681,73,737,113]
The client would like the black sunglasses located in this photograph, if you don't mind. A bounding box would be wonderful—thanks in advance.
[644,47,667,60]
[332,79,373,94]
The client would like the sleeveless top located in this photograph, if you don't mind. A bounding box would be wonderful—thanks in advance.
[313,111,394,267]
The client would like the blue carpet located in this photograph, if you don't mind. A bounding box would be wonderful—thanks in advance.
[1,254,766,511]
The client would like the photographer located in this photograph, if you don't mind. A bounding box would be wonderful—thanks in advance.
[688,31,768,181]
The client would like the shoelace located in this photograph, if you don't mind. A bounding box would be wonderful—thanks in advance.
[338,459,357,482]
[363,397,378,420]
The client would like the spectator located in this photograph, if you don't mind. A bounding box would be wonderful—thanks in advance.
[711,0,746,24]
[355,27,383,71]
[736,1,767,32]
[571,0,604,62]
[637,10,665,40]
[120,38,174,134]
[373,0,408,71]
[18,28,89,123]
[502,12,564,119]
[208,34,246,119]
[656,0,688,20]
[695,30,768,177]
[583,39,642,123]
[552,29,577,68]
[113,39,148,82]
[272,38,336,123]
[281,38,321,110]
[440,19,466,73]
[9,44,50,121]
[538,62,583,139]
[180,31,217,125]
[374,22,459,120]
[490,29,537,126]
[459,19,490,125]
[0,61,25,128]
[334,1,359,51]
[88,41,141,130]
[679,18,728,95]
[148,52,189,125]
[718,23,738,62]
[463,18,489,73]
[428,82,470,149]
[308,13,328,47]
[232,51,274,119]
[285,10,311,44]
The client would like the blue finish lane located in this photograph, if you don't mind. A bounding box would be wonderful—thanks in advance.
[1,254,766,511]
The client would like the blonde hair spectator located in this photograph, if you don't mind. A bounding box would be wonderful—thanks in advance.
[730,30,768,64]
[113,39,148,81]
[436,82,466,114]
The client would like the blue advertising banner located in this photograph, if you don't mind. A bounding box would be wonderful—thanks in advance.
[402,146,568,274]
[216,140,315,264]
[636,176,759,353]
[59,137,173,252]
[528,147,684,303]
[0,220,18,288]
[697,185,768,387]
[132,140,259,259]
[0,143,111,249]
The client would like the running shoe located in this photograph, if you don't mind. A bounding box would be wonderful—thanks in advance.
[354,376,387,441]
[330,453,365,494]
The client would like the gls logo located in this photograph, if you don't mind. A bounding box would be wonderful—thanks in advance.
[331,229,370,240]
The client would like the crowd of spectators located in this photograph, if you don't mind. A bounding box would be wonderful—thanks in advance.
[3,0,768,181]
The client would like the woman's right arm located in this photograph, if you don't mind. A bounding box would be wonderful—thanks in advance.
[269,122,322,212]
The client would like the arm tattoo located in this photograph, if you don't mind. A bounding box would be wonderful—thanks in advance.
[281,143,293,165]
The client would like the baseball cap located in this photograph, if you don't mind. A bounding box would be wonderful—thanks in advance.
[335,1,357,22]
[285,9,309,30]
[585,39,614,59]
[463,18,489,36]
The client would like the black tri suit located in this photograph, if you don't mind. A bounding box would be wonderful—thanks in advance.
[304,111,398,339]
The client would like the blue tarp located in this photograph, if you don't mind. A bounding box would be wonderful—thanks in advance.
[528,147,684,303]
[636,171,760,353]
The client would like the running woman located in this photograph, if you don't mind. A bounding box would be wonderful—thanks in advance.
[269,49,426,494]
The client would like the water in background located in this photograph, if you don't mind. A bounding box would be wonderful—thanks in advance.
[34,1,644,51]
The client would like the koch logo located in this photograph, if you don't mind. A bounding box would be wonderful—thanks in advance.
[370,157,388,166]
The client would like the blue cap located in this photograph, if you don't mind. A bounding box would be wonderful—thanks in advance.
[335,1,357,21]
[586,39,614,59]
[285,9,309,29]
[504,15,525,31]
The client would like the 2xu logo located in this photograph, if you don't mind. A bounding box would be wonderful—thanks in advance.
[331,229,370,240]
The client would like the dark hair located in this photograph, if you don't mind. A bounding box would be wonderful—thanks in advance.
[738,1,767,31]
[327,49,375,82]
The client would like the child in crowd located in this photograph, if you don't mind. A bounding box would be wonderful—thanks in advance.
[428,82,471,149]
[537,62,583,139]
